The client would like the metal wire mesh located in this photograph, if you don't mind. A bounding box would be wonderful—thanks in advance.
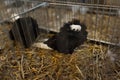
[0,0,119,48]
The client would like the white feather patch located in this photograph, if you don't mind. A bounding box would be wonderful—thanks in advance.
[11,13,20,22]
[33,42,52,50]
[70,24,81,31]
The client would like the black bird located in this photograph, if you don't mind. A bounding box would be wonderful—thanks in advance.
[44,19,88,54]
[9,16,39,48]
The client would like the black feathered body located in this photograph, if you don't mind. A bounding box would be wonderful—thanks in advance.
[44,19,88,54]
[9,17,39,48]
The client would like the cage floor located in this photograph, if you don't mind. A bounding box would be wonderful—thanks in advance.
[0,41,120,80]
[0,26,120,80]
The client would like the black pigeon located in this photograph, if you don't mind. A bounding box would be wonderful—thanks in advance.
[9,16,39,48]
[44,19,88,54]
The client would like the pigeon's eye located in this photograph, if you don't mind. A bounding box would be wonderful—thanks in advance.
[70,24,81,31]
[73,29,76,31]
[76,29,79,32]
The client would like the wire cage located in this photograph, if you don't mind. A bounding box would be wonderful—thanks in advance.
[0,0,120,46]
[0,0,120,80]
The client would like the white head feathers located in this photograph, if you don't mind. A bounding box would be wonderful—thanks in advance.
[70,24,81,31]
